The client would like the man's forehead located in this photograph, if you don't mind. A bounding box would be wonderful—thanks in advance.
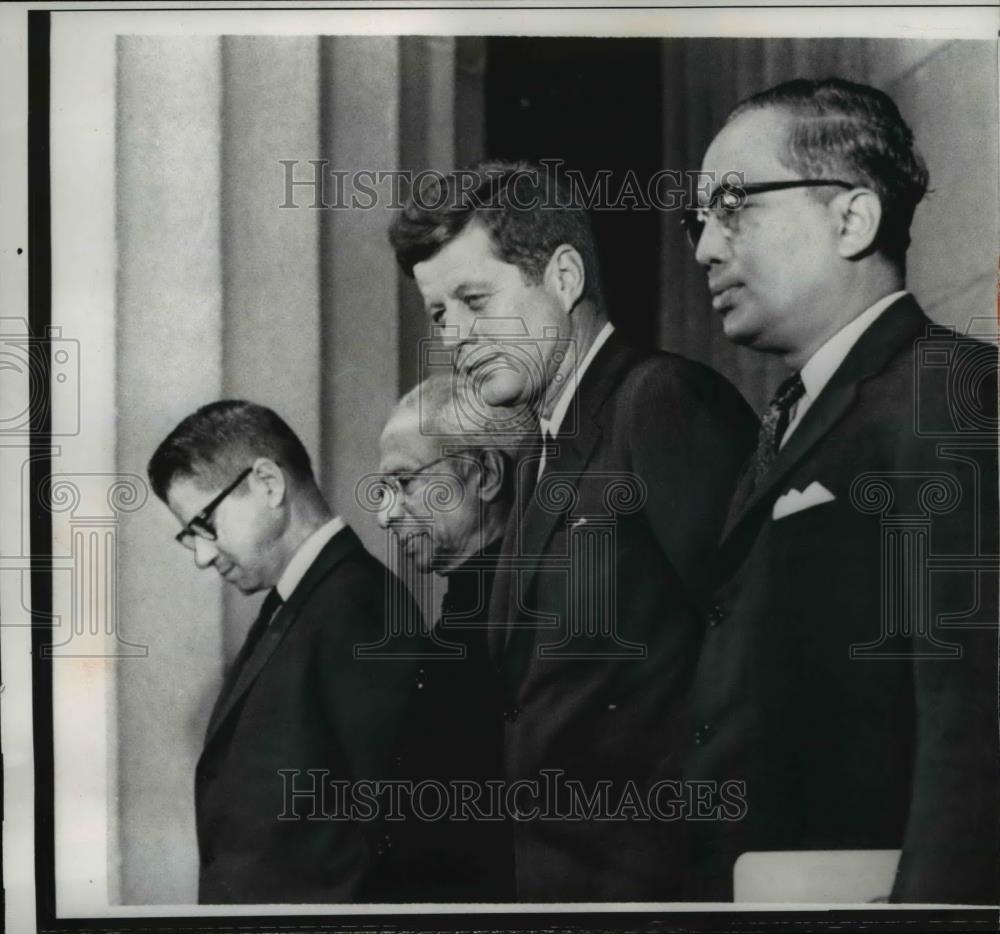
[702,107,795,184]
[379,410,438,466]
[164,474,215,523]
[166,471,217,502]
[412,223,506,292]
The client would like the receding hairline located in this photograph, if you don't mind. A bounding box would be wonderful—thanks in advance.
[712,106,802,163]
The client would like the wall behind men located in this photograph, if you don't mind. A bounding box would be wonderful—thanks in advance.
[659,38,998,411]
[114,35,470,903]
[110,35,996,904]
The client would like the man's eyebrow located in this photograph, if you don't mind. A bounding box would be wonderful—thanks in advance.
[422,278,492,312]
[454,279,492,292]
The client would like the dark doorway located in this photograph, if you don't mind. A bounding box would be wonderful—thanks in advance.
[484,38,663,349]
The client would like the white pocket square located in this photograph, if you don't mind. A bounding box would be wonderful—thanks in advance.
[773,481,836,520]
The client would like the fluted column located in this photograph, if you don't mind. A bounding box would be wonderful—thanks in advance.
[116,36,224,904]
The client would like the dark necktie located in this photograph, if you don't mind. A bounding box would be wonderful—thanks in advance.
[752,372,806,484]
[239,587,284,663]
[206,587,284,736]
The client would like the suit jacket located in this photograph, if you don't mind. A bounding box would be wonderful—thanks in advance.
[195,526,421,904]
[373,540,515,902]
[487,331,758,901]
[685,296,1000,903]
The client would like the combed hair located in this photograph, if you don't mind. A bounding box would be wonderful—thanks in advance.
[729,77,929,266]
[388,159,604,308]
[147,400,313,502]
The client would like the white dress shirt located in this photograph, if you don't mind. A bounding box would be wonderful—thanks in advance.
[538,322,615,477]
[781,291,908,448]
[275,516,347,601]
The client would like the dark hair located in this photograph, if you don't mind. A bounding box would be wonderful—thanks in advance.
[147,400,313,502]
[388,159,604,307]
[728,77,929,266]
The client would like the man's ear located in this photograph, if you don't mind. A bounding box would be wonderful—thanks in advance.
[543,243,586,312]
[251,456,287,508]
[475,449,507,504]
[834,188,882,259]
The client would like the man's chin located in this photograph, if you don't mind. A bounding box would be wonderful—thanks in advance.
[409,556,433,575]
[429,554,461,576]
[478,370,531,409]
[720,305,762,348]
[225,573,263,596]
[402,538,434,574]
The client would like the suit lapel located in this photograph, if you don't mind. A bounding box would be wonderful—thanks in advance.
[202,527,364,750]
[488,498,519,663]
[500,332,643,657]
[513,412,605,609]
[722,381,858,543]
[203,593,278,737]
[721,459,756,543]
[721,296,930,549]
[486,433,547,661]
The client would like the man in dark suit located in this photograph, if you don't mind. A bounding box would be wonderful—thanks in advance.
[148,400,421,904]
[373,373,523,900]
[389,162,758,900]
[683,78,998,903]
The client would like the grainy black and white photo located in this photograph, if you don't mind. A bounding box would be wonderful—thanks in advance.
[1,3,997,933]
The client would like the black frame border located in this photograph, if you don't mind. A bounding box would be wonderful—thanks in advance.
[23,6,999,932]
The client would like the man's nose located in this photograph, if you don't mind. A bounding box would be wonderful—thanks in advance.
[694,213,731,268]
[192,536,218,569]
[377,489,406,529]
[434,305,475,346]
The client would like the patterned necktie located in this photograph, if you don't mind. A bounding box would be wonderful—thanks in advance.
[752,372,806,484]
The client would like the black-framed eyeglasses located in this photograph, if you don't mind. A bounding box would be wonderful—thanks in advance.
[681,179,857,248]
[175,467,253,550]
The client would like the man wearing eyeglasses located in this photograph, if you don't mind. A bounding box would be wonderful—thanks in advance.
[371,373,522,900]
[683,78,998,903]
[148,400,423,904]
[389,162,758,901]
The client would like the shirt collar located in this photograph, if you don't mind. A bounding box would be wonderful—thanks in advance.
[540,321,615,440]
[275,516,347,601]
[800,291,908,402]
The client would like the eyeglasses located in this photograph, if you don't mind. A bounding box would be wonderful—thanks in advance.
[175,467,253,550]
[681,179,857,248]
[378,454,464,500]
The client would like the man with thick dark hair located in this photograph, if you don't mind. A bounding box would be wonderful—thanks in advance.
[684,77,998,902]
[148,400,422,904]
[390,161,758,900]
